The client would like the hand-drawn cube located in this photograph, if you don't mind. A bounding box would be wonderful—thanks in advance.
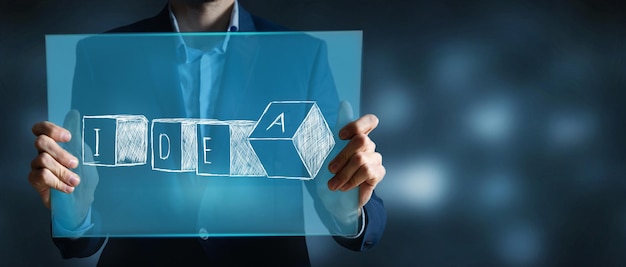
[196,120,265,177]
[151,119,204,172]
[82,115,148,166]
[248,101,335,179]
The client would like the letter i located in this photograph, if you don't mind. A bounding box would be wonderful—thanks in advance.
[94,128,101,157]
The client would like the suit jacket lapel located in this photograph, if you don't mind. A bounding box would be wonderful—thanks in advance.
[212,3,260,119]
[214,34,260,120]
[238,3,257,32]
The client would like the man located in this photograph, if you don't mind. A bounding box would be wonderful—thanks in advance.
[29,0,386,265]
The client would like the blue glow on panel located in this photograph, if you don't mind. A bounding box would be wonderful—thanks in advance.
[45,31,362,237]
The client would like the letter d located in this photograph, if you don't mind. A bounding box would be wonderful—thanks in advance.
[159,133,171,160]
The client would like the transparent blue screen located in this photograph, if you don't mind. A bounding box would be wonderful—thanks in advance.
[46,31,361,237]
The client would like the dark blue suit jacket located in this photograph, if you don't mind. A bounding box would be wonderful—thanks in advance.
[53,3,386,266]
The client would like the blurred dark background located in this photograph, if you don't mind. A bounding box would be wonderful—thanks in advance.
[2,0,626,266]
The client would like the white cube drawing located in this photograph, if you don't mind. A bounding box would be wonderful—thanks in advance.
[82,115,148,167]
[151,118,211,172]
[196,120,265,177]
[248,101,335,179]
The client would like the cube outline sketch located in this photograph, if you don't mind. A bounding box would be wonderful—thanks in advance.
[150,118,211,172]
[82,115,149,167]
[196,120,266,177]
[248,101,335,180]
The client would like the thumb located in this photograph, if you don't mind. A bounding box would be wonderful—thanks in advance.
[63,109,82,155]
[335,100,354,137]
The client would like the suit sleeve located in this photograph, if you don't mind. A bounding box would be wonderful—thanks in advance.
[305,38,387,251]
[51,38,106,259]
[332,192,387,251]
[52,210,106,259]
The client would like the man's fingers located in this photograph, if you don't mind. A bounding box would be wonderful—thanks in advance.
[28,112,84,210]
[31,152,80,191]
[347,159,385,192]
[339,152,384,192]
[63,109,82,152]
[32,121,71,143]
[28,168,74,209]
[328,151,383,191]
[358,183,375,208]
[32,117,79,169]
[338,114,379,140]
[28,171,51,209]
[335,100,354,134]
[328,152,365,191]
[34,135,79,169]
[329,133,375,174]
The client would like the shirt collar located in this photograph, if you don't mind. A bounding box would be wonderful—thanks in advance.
[168,1,239,62]
[229,1,240,32]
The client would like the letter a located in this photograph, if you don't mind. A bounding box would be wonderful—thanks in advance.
[266,112,285,133]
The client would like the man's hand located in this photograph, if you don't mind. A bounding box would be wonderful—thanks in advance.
[28,110,98,230]
[30,120,80,208]
[327,103,386,210]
